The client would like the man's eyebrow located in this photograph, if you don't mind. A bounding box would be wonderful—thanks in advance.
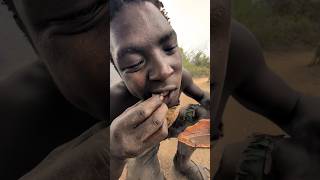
[159,30,177,44]
[116,30,177,60]
[117,46,144,60]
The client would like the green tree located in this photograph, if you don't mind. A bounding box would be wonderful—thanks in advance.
[179,48,210,77]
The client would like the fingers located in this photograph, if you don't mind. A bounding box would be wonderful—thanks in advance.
[111,95,168,160]
[135,103,168,141]
[126,94,164,126]
[143,118,169,149]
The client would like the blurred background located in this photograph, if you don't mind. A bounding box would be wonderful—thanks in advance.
[213,0,320,174]
[233,0,320,49]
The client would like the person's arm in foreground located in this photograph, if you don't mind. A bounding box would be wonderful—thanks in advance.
[228,21,320,138]
[20,95,169,180]
[181,69,210,110]
[228,21,320,177]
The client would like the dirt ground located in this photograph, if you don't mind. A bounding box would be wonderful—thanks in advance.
[120,77,210,180]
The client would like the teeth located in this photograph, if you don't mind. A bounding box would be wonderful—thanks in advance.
[161,91,169,96]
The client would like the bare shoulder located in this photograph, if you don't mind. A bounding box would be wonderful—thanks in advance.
[0,60,99,121]
[0,59,97,132]
[110,81,128,97]
[110,81,139,122]
[0,61,96,179]
[225,20,267,91]
[0,60,63,111]
[110,81,133,103]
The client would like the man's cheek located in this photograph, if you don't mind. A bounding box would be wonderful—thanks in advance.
[172,63,183,77]
[124,74,146,98]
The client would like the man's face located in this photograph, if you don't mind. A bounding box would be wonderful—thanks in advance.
[110,2,182,108]
[13,0,107,120]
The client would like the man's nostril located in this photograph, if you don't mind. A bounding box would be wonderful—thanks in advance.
[149,64,174,81]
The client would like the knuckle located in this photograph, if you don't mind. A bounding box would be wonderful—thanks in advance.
[160,127,168,138]
[152,118,162,127]
[134,133,143,142]
[112,130,121,141]
[136,108,147,119]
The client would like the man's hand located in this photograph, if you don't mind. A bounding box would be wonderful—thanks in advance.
[110,95,168,160]
[109,95,168,179]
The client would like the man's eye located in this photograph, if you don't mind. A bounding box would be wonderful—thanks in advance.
[124,60,144,72]
[61,0,105,22]
[164,45,177,54]
[45,0,105,34]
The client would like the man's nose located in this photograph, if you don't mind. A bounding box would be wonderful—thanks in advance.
[149,58,174,81]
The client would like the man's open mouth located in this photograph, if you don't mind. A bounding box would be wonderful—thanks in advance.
[151,86,179,107]
[159,90,170,97]
[159,90,172,101]
[152,90,173,106]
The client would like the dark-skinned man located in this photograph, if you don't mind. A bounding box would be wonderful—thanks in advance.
[109,1,210,179]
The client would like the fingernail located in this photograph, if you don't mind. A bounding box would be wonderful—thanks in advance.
[160,95,164,101]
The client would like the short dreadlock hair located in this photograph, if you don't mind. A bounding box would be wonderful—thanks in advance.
[110,0,169,21]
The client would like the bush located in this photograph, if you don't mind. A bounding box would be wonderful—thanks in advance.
[232,0,320,48]
[180,48,210,77]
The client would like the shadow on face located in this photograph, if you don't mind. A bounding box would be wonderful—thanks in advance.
[110,2,182,107]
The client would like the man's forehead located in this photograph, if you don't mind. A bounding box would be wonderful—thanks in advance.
[110,2,172,51]
[111,2,169,31]
[14,0,99,22]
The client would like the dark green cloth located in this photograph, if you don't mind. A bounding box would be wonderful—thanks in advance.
[235,134,285,180]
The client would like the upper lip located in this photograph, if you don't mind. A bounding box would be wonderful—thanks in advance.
[151,85,178,94]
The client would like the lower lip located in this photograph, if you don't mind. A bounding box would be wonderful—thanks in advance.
[163,90,174,106]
